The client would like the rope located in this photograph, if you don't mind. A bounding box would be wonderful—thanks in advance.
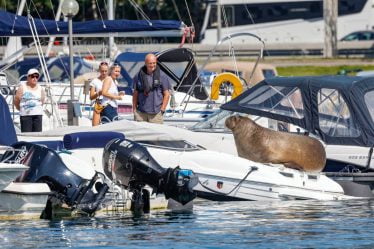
[171,0,182,21]
[95,0,107,28]
[198,166,258,196]
[128,0,152,25]
[179,27,195,48]
[27,10,63,127]
[11,0,21,34]
[184,0,194,28]
[29,0,50,33]
[48,0,59,31]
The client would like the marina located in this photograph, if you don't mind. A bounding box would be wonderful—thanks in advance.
[1,0,374,248]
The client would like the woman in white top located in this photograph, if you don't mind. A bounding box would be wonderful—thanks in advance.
[14,68,45,132]
[90,62,108,126]
[101,64,124,123]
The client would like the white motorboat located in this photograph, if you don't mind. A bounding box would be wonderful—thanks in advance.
[103,138,351,201]
[1,94,197,218]
[0,182,51,220]
[13,118,354,202]
[221,75,374,197]
[0,161,28,191]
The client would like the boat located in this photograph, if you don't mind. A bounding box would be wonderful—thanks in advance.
[135,140,348,201]
[0,156,28,192]
[199,0,374,44]
[220,75,374,197]
[0,94,198,218]
[12,114,357,202]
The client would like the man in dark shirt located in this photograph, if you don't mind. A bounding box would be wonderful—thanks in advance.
[132,53,171,124]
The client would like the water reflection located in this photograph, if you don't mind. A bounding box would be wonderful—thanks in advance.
[2,199,374,248]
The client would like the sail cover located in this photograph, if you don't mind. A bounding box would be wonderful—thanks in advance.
[0,10,184,37]
[0,94,17,146]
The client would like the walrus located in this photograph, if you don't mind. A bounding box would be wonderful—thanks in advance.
[225,115,326,172]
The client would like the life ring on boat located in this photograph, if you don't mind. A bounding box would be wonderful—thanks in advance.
[210,72,243,100]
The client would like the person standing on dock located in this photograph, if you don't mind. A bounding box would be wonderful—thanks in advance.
[90,62,109,126]
[132,53,171,124]
[14,68,45,132]
[101,63,124,123]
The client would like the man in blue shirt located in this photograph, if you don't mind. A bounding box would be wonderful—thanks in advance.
[132,53,171,124]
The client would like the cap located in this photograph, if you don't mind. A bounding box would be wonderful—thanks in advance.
[27,68,39,76]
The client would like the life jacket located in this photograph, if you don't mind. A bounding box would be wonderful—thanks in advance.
[137,65,161,95]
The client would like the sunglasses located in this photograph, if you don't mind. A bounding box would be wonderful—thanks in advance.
[100,61,108,66]
[29,74,39,79]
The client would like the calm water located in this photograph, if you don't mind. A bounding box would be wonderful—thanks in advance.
[1,199,374,248]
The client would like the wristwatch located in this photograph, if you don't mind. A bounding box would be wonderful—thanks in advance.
[161,110,165,115]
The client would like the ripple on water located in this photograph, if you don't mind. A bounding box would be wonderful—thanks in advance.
[1,199,374,248]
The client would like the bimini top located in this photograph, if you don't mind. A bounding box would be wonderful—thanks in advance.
[221,75,374,147]
[114,48,208,100]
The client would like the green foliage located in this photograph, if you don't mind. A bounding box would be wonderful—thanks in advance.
[277,65,374,76]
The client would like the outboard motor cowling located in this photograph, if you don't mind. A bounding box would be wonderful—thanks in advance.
[103,139,198,206]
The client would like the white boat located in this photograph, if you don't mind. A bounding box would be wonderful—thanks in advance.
[0,147,51,219]
[0,160,28,191]
[101,137,353,201]
[199,0,374,44]
[0,182,51,220]
[144,144,347,201]
[220,74,374,197]
[16,118,356,202]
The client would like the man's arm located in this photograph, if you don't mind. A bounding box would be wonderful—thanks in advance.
[160,89,170,113]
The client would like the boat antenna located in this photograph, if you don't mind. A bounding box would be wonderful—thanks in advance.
[128,0,152,26]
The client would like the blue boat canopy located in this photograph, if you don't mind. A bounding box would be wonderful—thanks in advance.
[221,75,374,147]
[0,10,184,37]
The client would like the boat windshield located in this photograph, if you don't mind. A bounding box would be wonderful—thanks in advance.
[237,85,305,119]
[364,90,374,124]
[317,88,360,137]
[137,140,202,151]
[189,109,233,132]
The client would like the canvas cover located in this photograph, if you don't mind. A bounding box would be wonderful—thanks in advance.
[221,76,374,147]
[0,10,183,37]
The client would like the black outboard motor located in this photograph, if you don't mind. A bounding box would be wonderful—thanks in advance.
[1,142,109,216]
[103,139,198,210]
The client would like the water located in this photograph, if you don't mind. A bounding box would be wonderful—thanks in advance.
[1,199,374,248]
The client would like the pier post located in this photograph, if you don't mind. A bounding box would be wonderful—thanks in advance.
[323,0,338,58]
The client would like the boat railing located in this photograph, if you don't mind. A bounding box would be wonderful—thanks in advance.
[0,146,17,164]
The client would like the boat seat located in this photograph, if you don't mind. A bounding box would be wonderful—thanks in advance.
[30,132,125,151]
